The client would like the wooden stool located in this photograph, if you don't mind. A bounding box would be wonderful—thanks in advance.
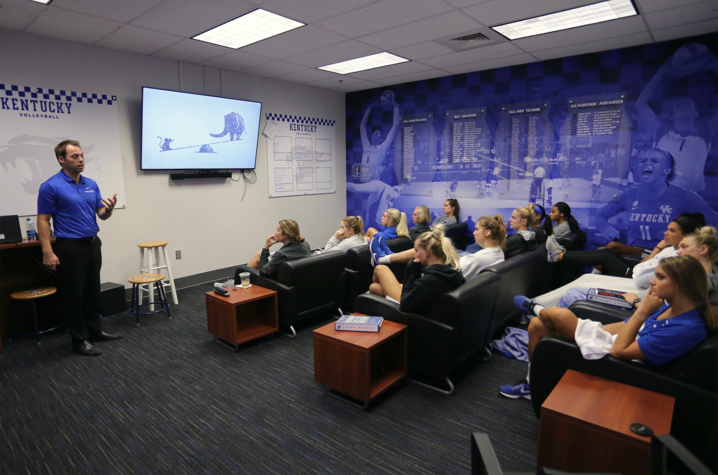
[138,241,178,308]
[9,287,63,344]
[129,273,172,326]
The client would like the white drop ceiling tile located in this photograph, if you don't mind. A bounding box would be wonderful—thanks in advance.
[441,52,537,75]
[348,61,436,81]
[262,0,380,24]
[462,0,595,27]
[306,75,366,88]
[421,42,524,68]
[333,81,384,92]
[273,68,337,84]
[239,25,348,60]
[374,69,450,86]
[634,0,707,14]
[96,26,183,55]
[201,50,274,71]
[153,39,231,63]
[512,15,646,53]
[283,40,382,68]
[390,41,456,61]
[0,0,44,30]
[651,18,718,42]
[357,11,484,51]
[239,60,308,77]
[25,8,122,45]
[54,0,165,23]
[444,0,491,8]
[130,0,257,37]
[315,0,454,38]
[644,1,718,30]
[531,32,652,61]
[244,0,272,4]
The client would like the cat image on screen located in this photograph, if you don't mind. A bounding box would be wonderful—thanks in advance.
[210,112,246,141]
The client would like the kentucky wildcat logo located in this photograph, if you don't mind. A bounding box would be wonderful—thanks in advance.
[660,204,673,215]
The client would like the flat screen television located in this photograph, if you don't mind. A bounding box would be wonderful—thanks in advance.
[141,87,262,170]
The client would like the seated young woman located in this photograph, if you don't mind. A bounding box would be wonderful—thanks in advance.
[408,206,431,240]
[246,219,310,277]
[548,202,585,242]
[369,227,465,313]
[500,255,717,399]
[504,206,537,259]
[375,216,506,282]
[548,212,705,277]
[368,208,409,266]
[318,216,366,254]
[529,203,551,245]
[432,199,460,227]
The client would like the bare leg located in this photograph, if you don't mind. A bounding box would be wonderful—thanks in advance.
[528,307,580,360]
[605,241,644,257]
[389,249,414,264]
[370,265,403,301]
[366,228,378,241]
[247,250,261,270]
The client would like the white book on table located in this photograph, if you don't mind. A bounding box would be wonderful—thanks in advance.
[335,315,384,332]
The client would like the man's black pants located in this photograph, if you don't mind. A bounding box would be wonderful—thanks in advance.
[54,236,103,342]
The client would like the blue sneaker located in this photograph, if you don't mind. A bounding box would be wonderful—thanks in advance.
[499,379,531,400]
[546,235,566,263]
[514,295,537,316]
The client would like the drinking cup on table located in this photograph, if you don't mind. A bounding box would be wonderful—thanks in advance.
[240,272,250,288]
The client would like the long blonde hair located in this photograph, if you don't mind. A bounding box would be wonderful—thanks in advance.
[414,206,430,225]
[658,255,717,330]
[416,225,460,271]
[342,216,365,240]
[688,226,718,264]
[386,208,409,238]
[478,215,507,249]
[279,219,305,243]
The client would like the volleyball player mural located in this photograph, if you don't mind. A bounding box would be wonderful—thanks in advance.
[344,35,718,247]
[347,91,401,230]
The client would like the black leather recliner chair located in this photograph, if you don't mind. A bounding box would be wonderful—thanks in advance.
[443,222,468,251]
[235,251,346,337]
[353,271,501,394]
[482,246,552,338]
[530,300,718,471]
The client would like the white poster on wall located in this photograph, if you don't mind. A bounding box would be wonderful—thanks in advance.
[264,113,336,198]
[0,83,126,216]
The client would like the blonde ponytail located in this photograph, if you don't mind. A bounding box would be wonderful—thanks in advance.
[416,225,460,271]
[343,216,365,240]
[387,208,409,238]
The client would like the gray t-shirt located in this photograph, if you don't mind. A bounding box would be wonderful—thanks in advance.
[553,221,571,240]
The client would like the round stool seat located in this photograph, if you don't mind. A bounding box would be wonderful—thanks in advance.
[138,240,168,248]
[11,287,57,300]
[129,273,165,284]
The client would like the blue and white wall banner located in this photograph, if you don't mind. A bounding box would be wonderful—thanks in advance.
[0,84,126,216]
[346,34,718,249]
[264,113,336,198]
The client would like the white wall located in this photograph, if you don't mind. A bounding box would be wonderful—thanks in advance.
[0,28,346,287]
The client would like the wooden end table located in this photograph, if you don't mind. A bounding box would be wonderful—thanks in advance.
[537,370,674,475]
[313,319,407,409]
[205,285,278,351]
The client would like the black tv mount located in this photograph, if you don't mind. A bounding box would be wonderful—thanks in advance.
[170,170,232,180]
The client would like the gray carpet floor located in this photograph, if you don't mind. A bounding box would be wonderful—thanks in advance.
[1,284,539,474]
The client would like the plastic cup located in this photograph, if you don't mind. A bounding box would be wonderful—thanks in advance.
[240,272,250,288]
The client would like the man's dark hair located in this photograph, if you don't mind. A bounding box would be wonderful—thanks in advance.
[55,140,81,162]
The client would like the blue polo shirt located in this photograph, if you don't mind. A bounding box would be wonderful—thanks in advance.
[38,170,103,239]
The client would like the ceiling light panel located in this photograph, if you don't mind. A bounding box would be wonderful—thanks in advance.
[492,0,637,40]
[30,0,53,4]
[318,52,409,75]
[193,9,305,49]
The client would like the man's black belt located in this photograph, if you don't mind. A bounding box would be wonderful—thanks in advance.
[55,235,97,242]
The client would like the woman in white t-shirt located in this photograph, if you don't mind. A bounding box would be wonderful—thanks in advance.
[317,216,367,254]
[459,215,506,281]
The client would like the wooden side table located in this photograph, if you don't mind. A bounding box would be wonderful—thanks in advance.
[537,370,674,475]
[205,285,278,351]
[313,319,407,408]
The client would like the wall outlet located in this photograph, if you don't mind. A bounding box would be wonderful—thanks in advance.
[176,250,181,259]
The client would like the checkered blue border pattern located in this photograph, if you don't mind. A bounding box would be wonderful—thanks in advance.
[0,84,116,105]
[266,113,335,127]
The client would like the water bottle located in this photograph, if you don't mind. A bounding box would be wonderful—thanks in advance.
[26,217,37,242]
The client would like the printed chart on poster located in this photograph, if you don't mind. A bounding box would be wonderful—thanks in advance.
[264,113,336,198]
[0,83,126,216]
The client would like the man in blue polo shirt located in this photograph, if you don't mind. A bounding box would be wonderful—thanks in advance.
[37,140,121,356]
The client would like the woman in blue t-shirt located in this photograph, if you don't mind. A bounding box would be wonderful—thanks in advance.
[499,255,716,399]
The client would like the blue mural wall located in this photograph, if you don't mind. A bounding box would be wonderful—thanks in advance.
[346,33,718,249]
